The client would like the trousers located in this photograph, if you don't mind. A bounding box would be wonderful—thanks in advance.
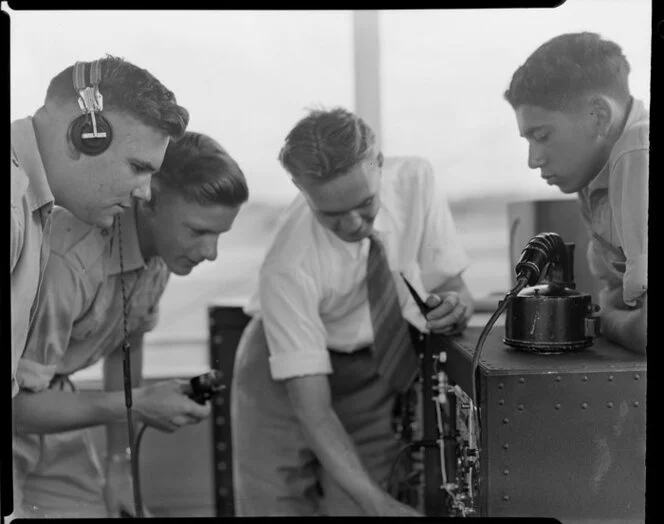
[230,316,405,516]
[12,378,107,518]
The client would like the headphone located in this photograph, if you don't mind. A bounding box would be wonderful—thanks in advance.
[69,60,113,156]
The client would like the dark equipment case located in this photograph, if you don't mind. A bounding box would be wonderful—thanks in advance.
[421,327,646,523]
[207,306,647,522]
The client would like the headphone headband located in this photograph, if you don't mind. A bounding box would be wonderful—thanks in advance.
[69,59,112,155]
[73,61,104,114]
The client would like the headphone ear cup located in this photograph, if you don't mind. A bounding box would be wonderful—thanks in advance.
[69,113,113,156]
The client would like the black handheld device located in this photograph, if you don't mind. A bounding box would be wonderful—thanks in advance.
[400,272,434,316]
[188,369,226,405]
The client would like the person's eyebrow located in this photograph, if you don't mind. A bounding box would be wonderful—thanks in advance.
[129,157,158,173]
[320,195,375,216]
[521,125,549,139]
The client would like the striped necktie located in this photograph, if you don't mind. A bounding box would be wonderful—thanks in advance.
[366,233,420,392]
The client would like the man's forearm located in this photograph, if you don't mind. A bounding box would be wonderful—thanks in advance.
[601,306,646,354]
[296,404,387,515]
[13,389,128,435]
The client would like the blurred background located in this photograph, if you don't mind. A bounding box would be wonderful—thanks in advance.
[7,2,651,375]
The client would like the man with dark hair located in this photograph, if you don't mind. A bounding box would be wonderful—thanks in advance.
[504,32,648,354]
[11,55,190,402]
[231,107,473,516]
[12,132,249,518]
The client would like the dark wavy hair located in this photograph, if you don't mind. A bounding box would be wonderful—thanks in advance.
[504,32,631,112]
[278,106,382,183]
[151,131,249,208]
[46,54,189,140]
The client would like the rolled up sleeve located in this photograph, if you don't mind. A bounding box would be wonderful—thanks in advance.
[10,159,28,273]
[259,267,331,381]
[610,149,648,305]
[18,252,87,392]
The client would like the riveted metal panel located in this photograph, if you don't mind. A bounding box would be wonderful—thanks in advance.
[208,306,251,517]
[432,327,646,523]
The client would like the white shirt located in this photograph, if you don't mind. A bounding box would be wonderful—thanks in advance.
[245,156,470,380]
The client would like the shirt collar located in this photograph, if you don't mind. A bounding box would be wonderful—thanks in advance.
[108,201,147,275]
[11,117,54,212]
[587,97,647,193]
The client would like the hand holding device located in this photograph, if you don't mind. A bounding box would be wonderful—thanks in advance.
[133,379,212,432]
[400,273,467,335]
[186,370,226,405]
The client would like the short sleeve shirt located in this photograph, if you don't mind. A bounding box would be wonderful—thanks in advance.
[244,156,470,380]
[10,117,55,397]
[577,98,649,307]
[17,204,170,392]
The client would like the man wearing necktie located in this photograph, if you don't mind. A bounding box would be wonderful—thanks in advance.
[231,107,474,516]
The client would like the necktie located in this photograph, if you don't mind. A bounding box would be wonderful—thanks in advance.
[366,233,420,392]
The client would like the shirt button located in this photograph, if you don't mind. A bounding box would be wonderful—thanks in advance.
[101,229,108,237]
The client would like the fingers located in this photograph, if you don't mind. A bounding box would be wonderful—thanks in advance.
[425,292,469,333]
[424,294,442,309]
[426,293,460,320]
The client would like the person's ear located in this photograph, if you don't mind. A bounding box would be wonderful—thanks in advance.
[589,96,613,138]
[65,124,82,160]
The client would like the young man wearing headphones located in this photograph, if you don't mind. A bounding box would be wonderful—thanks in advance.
[12,132,249,518]
[504,33,648,354]
[10,56,189,401]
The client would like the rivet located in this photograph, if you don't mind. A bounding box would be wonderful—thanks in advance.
[503,469,510,475]
[498,382,504,390]
[503,443,509,450]
[555,403,561,410]
[216,416,226,425]
[213,335,223,345]
[503,418,509,424]
[216,442,227,452]
[581,402,588,409]
[633,374,640,380]
[582,376,588,382]
[608,375,614,382]
[503,495,510,501]
[633,401,640,407]
[498,399,505,406]
[555,376,562,382]
[607,402,614,408]
[216,396,225,406]
[217,462,227,471]
[218,487,229,497]
[518,377,525,384]
[517,404,524,411]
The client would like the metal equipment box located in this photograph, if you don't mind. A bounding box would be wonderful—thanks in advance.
[207,306,647,522]
[428,326,647,523]
[208,305,251,517]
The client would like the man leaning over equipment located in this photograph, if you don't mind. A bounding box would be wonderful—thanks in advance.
[231,107,474,516]
[13,132,249,518]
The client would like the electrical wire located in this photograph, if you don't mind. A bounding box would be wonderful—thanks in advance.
[469,279,528,442]
[131,422,150,514]
[117,216,144,518]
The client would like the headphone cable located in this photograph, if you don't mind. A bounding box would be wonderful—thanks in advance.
[116,216,145,518]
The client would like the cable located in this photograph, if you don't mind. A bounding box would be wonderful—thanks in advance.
[130,422,150,515]
[387,441,416,497]
[469,278,527,454]
[117,216,144,518]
